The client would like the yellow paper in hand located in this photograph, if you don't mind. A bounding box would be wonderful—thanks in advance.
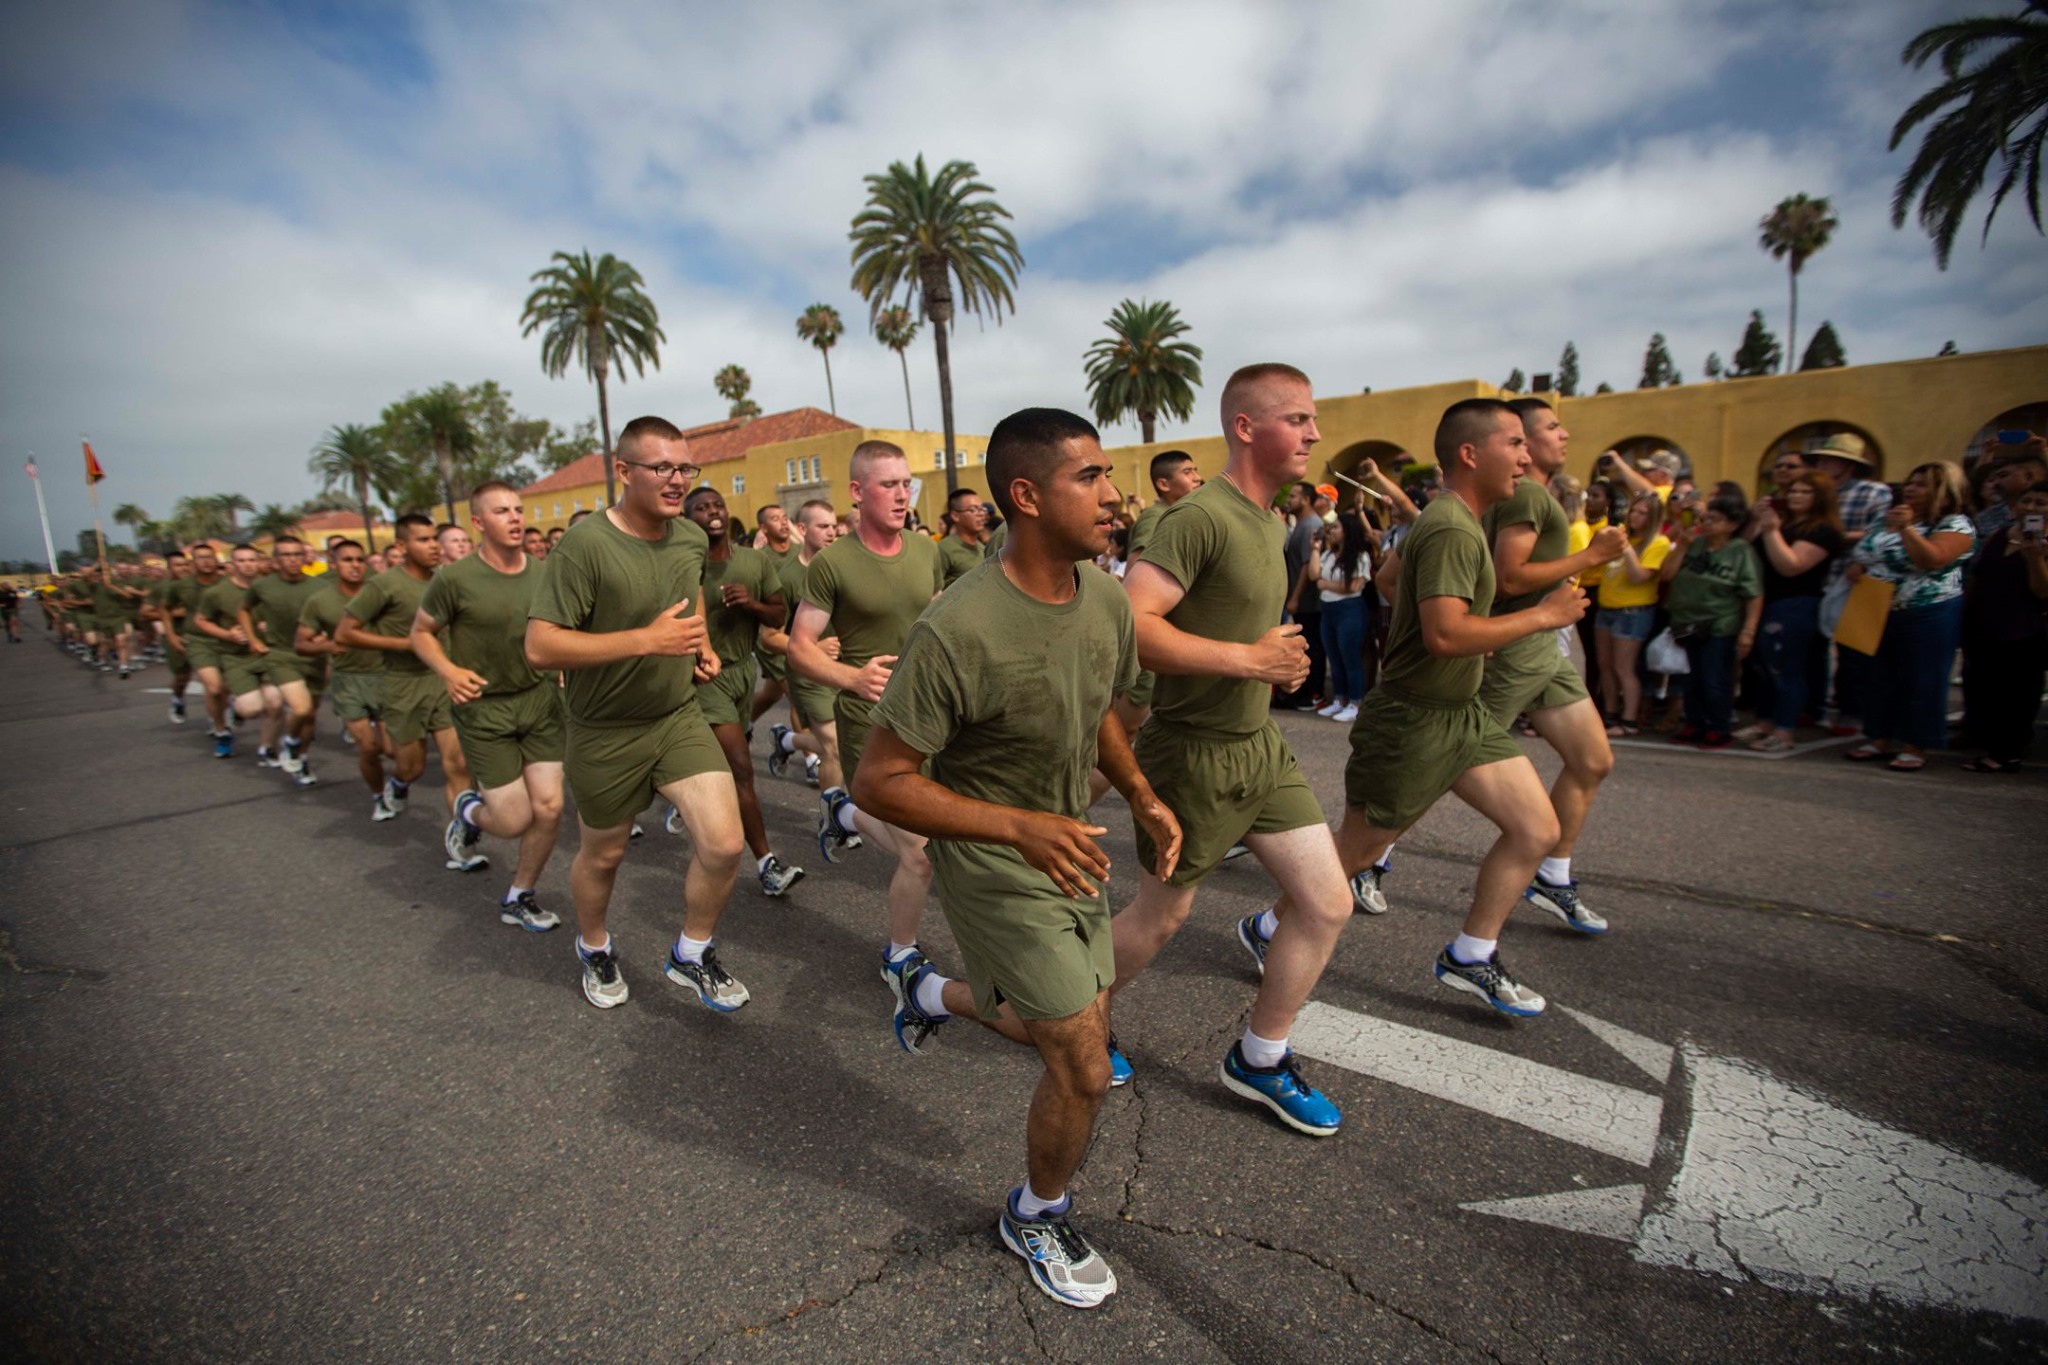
[1832,576,1895,656]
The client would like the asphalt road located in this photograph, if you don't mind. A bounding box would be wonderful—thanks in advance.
[4,633,2045,1363]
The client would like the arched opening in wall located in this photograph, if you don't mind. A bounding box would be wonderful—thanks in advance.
[1324,440,1421,515]
[1963,402,2048,470]
[1605,435,1691,484]
[1757,420,1885,491]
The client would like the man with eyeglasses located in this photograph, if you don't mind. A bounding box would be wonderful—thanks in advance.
[937,486,991,588]
[526,416,750,1012]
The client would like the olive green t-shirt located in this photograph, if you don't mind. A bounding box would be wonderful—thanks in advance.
[1666,538,1763,637]
[701,545,782,667]
[147,579,182,624]
[1380,494,1494,704]
[873,556,1138,892]
[247,573,320,656]
[1137,477,1286,736]
[343,568,433,674]
[530,510,709,725]
[113,580,145,620]
[168,574,214,634]
[89,580,125,620]
[194,577,255,658]
[418,552,547,696]
[759,541,800,572]
[800,531,944,671]
[937,533,986,588]
[299,583,384,673]
[1126,502,1167,562]
[1480,476,1572,673]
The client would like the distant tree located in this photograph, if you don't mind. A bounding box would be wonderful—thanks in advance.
[171,495,230,543]
[1799,320,1848,370]
[1759,193,1839,372]
[380,384,478,523]
[1938,339,1961,356]
[111,503,150,547]
[211,493,254,533]
[796,305,844,414]
[248,504,298,540]
[1501,367,1526,394]
[520,249,664,509]
[1083,298,1204,443]
[1639,334,1680,389]
[1557,342,1581,397]
[464,379,555,488]
[1594,381,1615,394]
[714,364,752,416]
[536,417,602,472]
[1704,352,1725,381]
[1890,3,2048,269]
[1732,310,1785,377]
[873,305,920,428]
[309,423,402,552]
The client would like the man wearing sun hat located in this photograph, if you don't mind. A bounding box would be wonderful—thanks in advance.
[1811,431,1891,735]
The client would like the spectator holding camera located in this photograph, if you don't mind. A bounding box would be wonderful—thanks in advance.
[1660,491,1763,748]
[1741,472,1845,751]
[1594,490,1670,736]
[1960,479,2048,772]
[1844,461,1976,771]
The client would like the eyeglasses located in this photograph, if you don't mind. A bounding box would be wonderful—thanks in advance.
[621,459,700,482]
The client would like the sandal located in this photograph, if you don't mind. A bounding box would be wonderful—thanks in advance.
[1747,734,1794,753]
[1844,744,1891,762]
[1733,722,1773,742]
[1605,721,1641,738]
[1886,753,1926,772]
[1960,756,2022,774]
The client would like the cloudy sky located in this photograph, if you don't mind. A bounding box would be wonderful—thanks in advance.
[2,0,2042,560]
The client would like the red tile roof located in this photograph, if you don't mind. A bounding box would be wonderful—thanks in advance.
[294,509,390,534]
[519,407,859,497]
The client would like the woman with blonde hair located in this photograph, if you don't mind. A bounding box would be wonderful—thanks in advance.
[1594,490,1670,736]
[1845,460,1976,770]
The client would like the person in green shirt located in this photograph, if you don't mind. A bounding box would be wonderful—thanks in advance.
[937,485,991,588]
[189,545,268,758]
[338,514,475,834]
[858,408,1180,1311]
[525,416,749,1014]
[1337,398,1589,1020]
[1659,490,1764,747]
[788,441,946,983]
[410,481,564,927]
[296,539,394,815]
[1111,363,1348,1138]
[758,499,843,791]
[176,544,236,750]
[236,535,322,783]
[745,503,801,726]
[680,487,802,898]
[144,550,195,723]
[1469,397,1631,935]
[1097,448,1202,770]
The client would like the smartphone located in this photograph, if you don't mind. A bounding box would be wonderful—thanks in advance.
[2024,514,2046,541]
[1997,429,2032,445]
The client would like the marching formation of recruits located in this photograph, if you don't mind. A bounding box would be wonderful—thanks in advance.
[25,372,1628,1312]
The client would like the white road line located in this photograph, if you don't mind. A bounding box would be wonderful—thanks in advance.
[1461,1185,1646,1242]
[1561,1007,1675,1083]
[1291,1001,1662,1166]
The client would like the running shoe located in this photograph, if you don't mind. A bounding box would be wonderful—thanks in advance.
[887,957,945,1053]
[1315,700,1345,718]
[1107,1034,1133,1087]
[1524,875,1608,935]
[444,792,485,868]
[757,854,804,897]
[500,891,560,933]
[370,792,400,822]
[290,764,317,788]
[280,744,305,775]
[817,790,859,864]
[212,731,234,760]
[630,822,645,840]
[1235,913,1271,976]
[999,1192,1118,1309]
[578,940,628,1009]
[765,723,793,779]
[256,746,281,769]
[1219,1043,1342,1137]
[1333,703,1358,723]
[663,803,685,836]
[1433,945,1546,1018]
[169,699,187,724]
[803,753,820,788]
[382,777,408,816]
[1350,864,1389,916]
[664,944,750,1012]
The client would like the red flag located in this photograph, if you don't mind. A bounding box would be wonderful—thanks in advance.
[83,441,106,484]
[23,459,37,479]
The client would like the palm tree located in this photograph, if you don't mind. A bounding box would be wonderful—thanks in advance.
[171,495,230,544]
[112,503,150,546]
[714,364,760,420]
[796,304,844,414]
[211,493,254,534]
[520,249,665,509]
[873,305,920,428]
[248,504,298,541]
[1082,299,1204,444]
[1890,3,2048,268]
[849,154,1024,494]
[399,385,479,524]
[1759,194,1838,374]
[309,423,400,552]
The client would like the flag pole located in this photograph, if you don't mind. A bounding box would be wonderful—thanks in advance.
[83,435,108,575]
[27,456,59,579]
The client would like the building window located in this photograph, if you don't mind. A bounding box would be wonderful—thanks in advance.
[731,473,745,495]
[785,459,796,484]
[554,502,562,518]
[934,449,946,470]
[573,498,583,511]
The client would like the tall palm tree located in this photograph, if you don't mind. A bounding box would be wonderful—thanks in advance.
[1758,194,1838,373]
[112,503,150,546]
[248,504,298,541]
[1890,2,2048,268]
[873,305,920,428]
[520,249,665,508]
[1083,299,1204,444]
[309,423,399,551]
[796,304,844,414]
[172,495,230,544]
[849,154,1024,494]
[211,493,255,534]
[400,385,479,524]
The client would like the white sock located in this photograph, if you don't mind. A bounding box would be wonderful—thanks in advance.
[578,934,611,956]
[1538,856,1571,885]
[1239,1027,1289,1069]
[458,796,481,831]
[1375,845,1395,873]
[674,932,710,965]
[1014,1183,1067,1219]
[1451,933,1496,965]
[503,885,529,905]
[913,971,951,1019]
[757,852,774,872]
[1254,907,1280,941]
[837,801,860,835]
[777,729,795,754]
[886,941,919,962]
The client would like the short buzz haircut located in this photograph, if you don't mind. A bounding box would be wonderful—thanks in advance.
[231,542,257,555]
[1219,362,1312,432]
[272,534,303,549]
[684,486,721,509]
[332,539,365,555]
[1149,449,1194,487]
[756,505,784,525]
[985,408,1099,520]
[947,486,981,507]
[470,479,517,503]
[166,549,190,561]
[393,512,434,538]
[568,509,592,525]
[1434,398,1518,468]
[616,415,685,458]
[797,498,835,522]
[1506,396,1554,426]
[848,439,907,484]
[435,523,460,537]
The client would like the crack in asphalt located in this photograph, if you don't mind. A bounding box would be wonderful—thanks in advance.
[0,924,109,987]
[0,789,282,853]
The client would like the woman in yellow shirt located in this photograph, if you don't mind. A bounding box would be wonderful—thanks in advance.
[1558,475,1609,669]
[1595,491,1672,735]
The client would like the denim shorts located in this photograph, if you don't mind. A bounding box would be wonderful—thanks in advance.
[1600,605,1657,642]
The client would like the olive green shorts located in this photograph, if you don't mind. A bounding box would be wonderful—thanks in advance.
[789,672,838,731]
[92,616,127,639]
[696,658,758,729]
[164,637,187,671]
[1132,718,1325,887]
[1122,666,1158,710]
[1344,689,1525,831]
[302,658,328,697]
[223,651,291,696]
[1477,632,1589,727]
[565,703,725,831]
[934,844,1112,1022]
[756,649,787,683]
[835,693,879,785]
[382,670,454,744]
[259,652,315,687]
[327,669,386,723]
[453,683,566,790]
[184,637,220,673]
